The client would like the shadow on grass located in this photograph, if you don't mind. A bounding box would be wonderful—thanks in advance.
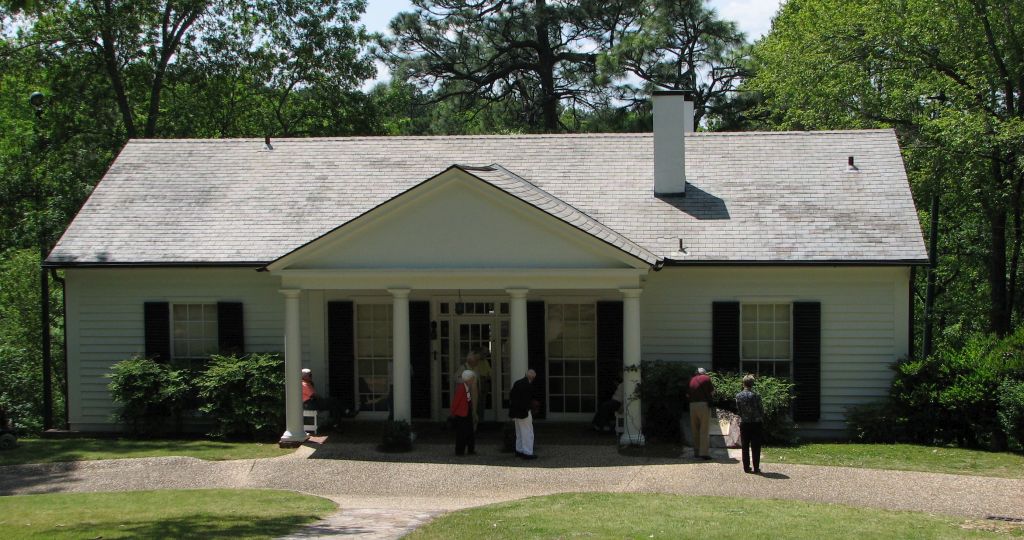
[40,514,323,539]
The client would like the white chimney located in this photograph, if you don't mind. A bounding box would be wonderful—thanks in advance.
[653,90,694,196]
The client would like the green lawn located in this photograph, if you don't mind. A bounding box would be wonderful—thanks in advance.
[763,443,1024,478]
[0,489,335,539]
[0,438,294,466]
[409,493,1022,539]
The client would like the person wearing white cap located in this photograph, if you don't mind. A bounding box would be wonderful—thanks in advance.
[301,368,317,406]
[451,370,476,456]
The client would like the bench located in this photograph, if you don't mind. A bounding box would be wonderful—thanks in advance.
[302,409,318,435]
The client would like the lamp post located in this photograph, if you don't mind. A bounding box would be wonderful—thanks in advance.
[30,91,53,431]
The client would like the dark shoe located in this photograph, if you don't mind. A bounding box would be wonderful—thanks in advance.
[744,468,753,473]
[514,451,524,457]
[522,454,537,460]
[754,469,762,474]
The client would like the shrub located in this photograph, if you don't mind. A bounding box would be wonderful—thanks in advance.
[108,357,191,436]
[891,328,1024,449]
[380,419,413,452]
[998,378,1024,451]
[195,353,284,440]
[711,371,798,444]
[636,360,694,443]
[845,401,903,443]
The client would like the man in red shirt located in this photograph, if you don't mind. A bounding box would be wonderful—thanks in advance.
[688,367,715,459]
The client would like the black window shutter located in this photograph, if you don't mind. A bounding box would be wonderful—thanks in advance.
[217,302,245,356]
[792,301,822,422]
[596,301,624,402]
[712,301,740,373]
[527,301,546,419]
[327,301,356,411]
[409,301,431,419]
[144,302,171,362]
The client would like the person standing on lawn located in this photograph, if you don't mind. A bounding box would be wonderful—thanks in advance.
[687,367,714,459]
[509,369,538,460]
[451,370,476,456]
[735,374,765,474]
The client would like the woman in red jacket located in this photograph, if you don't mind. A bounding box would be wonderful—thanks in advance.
[452,370,476,456]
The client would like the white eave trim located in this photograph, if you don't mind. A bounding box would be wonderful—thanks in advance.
[273,268,648,290]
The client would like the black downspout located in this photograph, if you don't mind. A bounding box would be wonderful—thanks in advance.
[51,268,69,430]
[909,267,916,361]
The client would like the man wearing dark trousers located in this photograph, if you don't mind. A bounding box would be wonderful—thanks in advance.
[735,374,765,474]
[509,369,538,460]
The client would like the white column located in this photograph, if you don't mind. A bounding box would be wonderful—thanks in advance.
[280,289,307,445]
[620,288,645,446]
[507,288,529,379]
[389,288,411,423]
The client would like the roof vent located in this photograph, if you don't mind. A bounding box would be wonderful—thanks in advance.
[653,90,694,196]
[264,136,273,151]
[847,155,858,171]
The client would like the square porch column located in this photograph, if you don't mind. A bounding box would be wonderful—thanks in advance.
[279,289,308,447]
[506,289,529,380]
[389,288,411,423]
[620,288,645,446]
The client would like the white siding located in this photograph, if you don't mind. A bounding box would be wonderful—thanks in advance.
[641,267,911,435]
[65,268,288,430]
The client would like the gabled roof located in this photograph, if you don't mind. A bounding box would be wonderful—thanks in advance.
[266,163,659,270]
[46,130,928,267]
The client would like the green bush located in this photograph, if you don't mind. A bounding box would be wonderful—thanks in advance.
[711,371,798,444]
[998,378,1024,451]
[636,360,694,443]
[891,328,1024,449]
[380,419,413,452]
[108,357,191,436]
[195,353,284,440]
[845,401,903,443]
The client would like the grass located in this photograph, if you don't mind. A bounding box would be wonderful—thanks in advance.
[763,443,1024,478]
[0,437,294,466]
[0,489,336,540]
[408,493,1023,539]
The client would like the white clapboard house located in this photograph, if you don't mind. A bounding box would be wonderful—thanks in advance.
[46,92,926,443]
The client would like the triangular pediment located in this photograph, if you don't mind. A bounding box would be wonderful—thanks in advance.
[267,166,655,272]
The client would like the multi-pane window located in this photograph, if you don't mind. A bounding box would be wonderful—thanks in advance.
[171,303,218,369]
[356,304,393,412]
[741,303,791,377]
[547,303,597,413]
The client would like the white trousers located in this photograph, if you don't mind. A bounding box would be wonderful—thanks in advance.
[514,411,534,456]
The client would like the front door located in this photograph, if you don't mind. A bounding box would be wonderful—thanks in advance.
[436,301,510,422]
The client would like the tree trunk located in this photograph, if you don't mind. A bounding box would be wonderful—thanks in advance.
[989,204,1011,336]
[97,0,136,138]
[534,0,559,132]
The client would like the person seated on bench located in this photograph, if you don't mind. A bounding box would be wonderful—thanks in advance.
[301,369,349,426]
[591,379,623,432]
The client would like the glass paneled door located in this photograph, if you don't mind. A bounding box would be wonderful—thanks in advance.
[437,300,510,422]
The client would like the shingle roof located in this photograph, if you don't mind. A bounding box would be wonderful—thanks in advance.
[456,164,659,265]
[46,130,927,266]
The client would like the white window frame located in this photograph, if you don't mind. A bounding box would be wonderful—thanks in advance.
[354,302,393,417]
[170,302,218,368]
[546,301,599,417]
[739,301,793,378]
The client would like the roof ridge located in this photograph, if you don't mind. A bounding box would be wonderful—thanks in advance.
[126,128,895,144]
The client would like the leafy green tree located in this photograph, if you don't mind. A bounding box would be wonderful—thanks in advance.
[597,0,748,127]
[745,0,1024,340]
